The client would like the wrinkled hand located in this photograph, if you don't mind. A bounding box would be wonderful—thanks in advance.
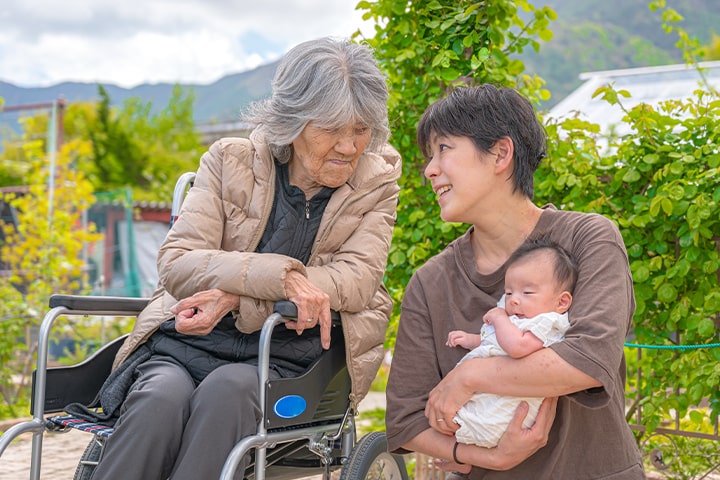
[283,270,331,349]
[170,288,240,335]
[490,397,557,470]
[425,362,476,435]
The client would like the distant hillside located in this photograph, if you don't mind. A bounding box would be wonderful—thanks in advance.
[520,0,720,107]
[0,61,278,125]
[1,0,717,122]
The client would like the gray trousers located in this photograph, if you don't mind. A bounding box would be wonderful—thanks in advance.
[90,355,280,480]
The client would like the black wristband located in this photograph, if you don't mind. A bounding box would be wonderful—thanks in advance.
[453,440,465,465]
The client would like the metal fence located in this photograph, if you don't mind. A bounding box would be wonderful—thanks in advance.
[625,343,720,478]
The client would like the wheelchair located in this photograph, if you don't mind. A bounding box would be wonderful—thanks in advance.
[0,172,408,480]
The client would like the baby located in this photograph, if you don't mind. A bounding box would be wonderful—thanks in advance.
[446,238,578,464]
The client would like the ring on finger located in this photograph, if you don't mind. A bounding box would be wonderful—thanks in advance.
[437,418,445,422]
[307,318,314,323]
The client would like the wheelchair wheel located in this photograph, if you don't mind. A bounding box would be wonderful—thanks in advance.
[73,437,105,480]
[340,431,408,480]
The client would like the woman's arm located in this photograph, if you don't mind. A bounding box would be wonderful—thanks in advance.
[426,348,599,437]
[407,398,556,471]
[158,141,400,312]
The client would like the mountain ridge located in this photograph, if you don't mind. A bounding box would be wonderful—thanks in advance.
[1,0,717,121]
[0,61,279,125]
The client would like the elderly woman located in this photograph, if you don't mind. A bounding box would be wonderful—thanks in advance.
[88,37,401,479]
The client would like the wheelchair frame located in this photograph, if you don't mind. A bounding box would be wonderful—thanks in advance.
[0,171,407,480]
[0,295,406,480]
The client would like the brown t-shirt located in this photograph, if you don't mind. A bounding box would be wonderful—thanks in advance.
[385,205,645,479]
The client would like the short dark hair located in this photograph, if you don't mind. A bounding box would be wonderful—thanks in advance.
[507,237,578,293]
[416,84,547,199]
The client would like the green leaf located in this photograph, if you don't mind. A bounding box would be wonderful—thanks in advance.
[697,318,715,337]
[704,292,720,311]
[666,184,685,200]
[688,410,705,425]
[661,198,673,215]
[390,250,406,265]
[657,283,678,303]
[538,28,553,41]
[669,162,684,175]
[649,196,663,216]
[622,169,641,183]
[440,18,455,31]
[643,153,660,164]
[632,264,650,283]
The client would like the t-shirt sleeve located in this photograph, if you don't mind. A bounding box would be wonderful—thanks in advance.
[384,273,440,454]
[549,214,635,409]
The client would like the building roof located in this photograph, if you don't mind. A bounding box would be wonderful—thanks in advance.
[547,60,720,137]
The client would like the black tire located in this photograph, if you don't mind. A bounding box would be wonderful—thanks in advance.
[340,431,408,480]
[73,437,105,480]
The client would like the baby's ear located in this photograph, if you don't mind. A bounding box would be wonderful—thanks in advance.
[557,291,573,313]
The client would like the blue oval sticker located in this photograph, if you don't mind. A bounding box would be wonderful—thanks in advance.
[274,395,307,419]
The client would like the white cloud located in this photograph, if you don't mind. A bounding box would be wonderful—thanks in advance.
[0,0,373,88]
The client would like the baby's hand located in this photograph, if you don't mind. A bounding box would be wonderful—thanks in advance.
[447,330,481,350]
[483,306,507,326]
[446,330,467,347]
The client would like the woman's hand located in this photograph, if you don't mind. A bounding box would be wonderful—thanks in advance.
[170,288,240,335]
[283,270,332,349]
[488,397,557,470]
[406,397,556,473]
[425,362,476,435]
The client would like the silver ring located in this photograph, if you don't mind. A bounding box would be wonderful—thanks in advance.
[307,318,314,323]
[437,418,445,422]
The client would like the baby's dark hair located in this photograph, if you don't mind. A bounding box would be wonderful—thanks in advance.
[507,237,579,293]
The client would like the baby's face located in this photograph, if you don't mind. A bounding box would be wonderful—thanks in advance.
[504,253,566,319]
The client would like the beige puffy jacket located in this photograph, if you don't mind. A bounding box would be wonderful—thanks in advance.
[113,131,401,407]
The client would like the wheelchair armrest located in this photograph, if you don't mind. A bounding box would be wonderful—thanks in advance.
[49,294,149,313]
[30,295,149,416]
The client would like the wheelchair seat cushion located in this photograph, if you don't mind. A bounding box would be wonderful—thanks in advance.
[49,415,115,438]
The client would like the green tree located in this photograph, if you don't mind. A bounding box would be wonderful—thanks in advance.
[538,73,720,480]
[1,86,201,202]
[535,7,720,458]
[360,0,719,475]
[79,84,203,202]
[0,138,102,416]
[703,33,720,60]
[355,0,556,343]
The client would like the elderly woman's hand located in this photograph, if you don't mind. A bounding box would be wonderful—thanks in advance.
[171,288,240,335]
[283,270,331,349]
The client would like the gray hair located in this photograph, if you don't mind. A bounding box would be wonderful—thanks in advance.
[244,37,390,163]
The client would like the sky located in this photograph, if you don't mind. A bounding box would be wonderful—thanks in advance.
[0,0,375,88]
